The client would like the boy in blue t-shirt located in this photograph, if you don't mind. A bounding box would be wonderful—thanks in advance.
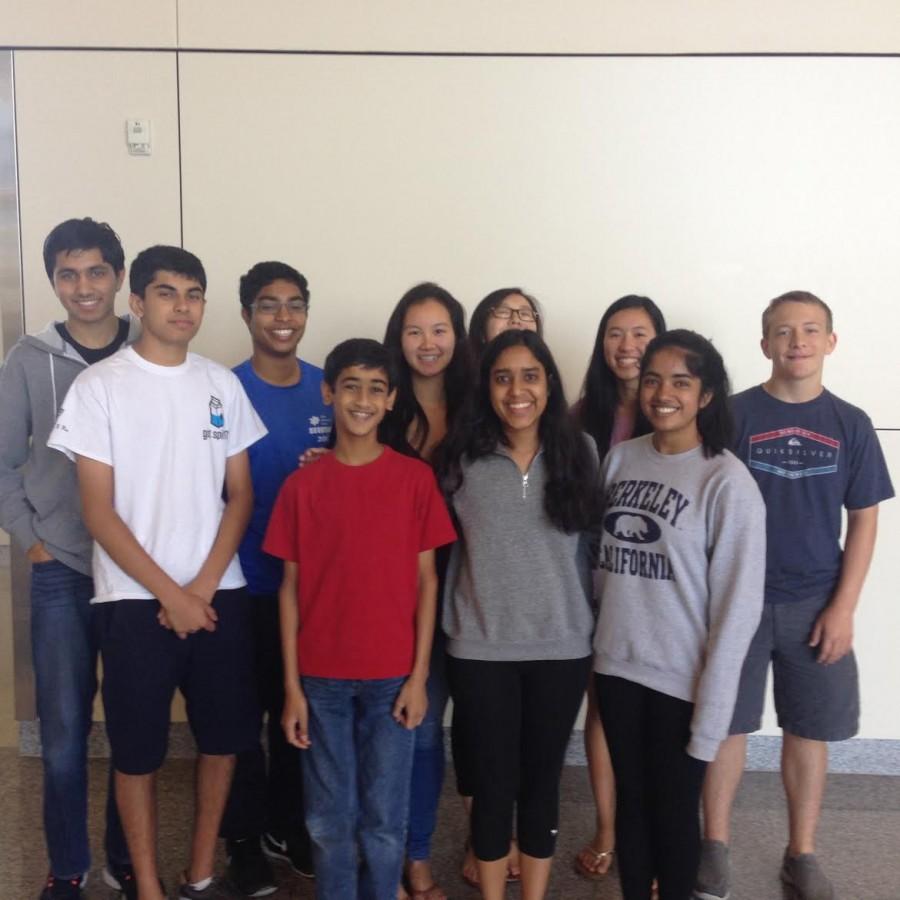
[220,261,332,895]
[696,291,894,900]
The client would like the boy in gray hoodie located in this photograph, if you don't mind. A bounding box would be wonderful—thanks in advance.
[0,218,138,900]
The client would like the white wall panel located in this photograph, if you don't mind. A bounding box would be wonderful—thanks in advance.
[851,430,900,738]
[14,51,181,330]
[178,53,900,433]
[0,1,176,48]
[177,0,900,54]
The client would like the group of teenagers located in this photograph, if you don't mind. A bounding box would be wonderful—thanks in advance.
[0,216,893,900]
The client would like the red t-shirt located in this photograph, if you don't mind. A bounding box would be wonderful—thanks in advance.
[263,446,457,679]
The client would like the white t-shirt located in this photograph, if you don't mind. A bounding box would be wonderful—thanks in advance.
[48,346,267,603]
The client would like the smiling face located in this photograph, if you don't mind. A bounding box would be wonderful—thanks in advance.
[640,346,711,453]
[762,300,836,386]
[484,293,539,343]
[322,364,396,441]
[489,344,549,441]
[130,270,206,354]
[52,247,124,326]
[400,299,456,379]
[242,278,308,358]
[603,307,657,389]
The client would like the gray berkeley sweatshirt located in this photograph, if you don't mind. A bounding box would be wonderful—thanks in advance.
[593,434,766,761]
[443,442,597,661]
[0,317,140,574]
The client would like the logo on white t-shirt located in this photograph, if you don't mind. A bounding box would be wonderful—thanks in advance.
[209,396,225,427]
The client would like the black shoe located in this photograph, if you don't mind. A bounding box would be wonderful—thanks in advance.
[226,838,278,897]
[262,830,314,879]
[103,863,138,899]
[38,873,85,899]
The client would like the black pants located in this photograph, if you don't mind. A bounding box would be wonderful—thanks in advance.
[220,593,305,840]
[595,674,707,900]
[448,655,591,860]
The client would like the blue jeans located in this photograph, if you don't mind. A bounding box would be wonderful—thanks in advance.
[301,675,415,900]
[407,632,448,860]
[30,559,128,878]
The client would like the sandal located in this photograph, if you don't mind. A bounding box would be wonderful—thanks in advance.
[574,845,615,880]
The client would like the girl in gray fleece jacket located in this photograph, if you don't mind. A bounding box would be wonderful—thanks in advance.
[592,330,765,900]
[439,330,600,900]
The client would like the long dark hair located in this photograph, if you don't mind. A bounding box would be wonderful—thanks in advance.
[640,330,733,458]
[468,287,543,357]
[438,330,599,533]
[382,282,474,457]
[577,295,666,459]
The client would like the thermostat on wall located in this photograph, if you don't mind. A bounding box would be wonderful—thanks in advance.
[126,119,151,156]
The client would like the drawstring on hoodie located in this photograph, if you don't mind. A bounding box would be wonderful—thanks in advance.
[49,355,58,413]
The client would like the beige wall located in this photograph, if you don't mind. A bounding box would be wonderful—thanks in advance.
[5,1,900,53]
[2,6,899,742]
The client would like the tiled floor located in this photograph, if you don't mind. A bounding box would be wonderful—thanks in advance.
[1,750,898,899]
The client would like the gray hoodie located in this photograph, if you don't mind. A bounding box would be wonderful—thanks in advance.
[593,434,766,761]
[0,317,139,574]
[443,442,597,661]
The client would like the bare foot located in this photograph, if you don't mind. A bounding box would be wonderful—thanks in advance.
[405,859,446,899]
[461,840,479,887]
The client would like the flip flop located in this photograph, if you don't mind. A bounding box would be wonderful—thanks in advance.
[574,845,615,880]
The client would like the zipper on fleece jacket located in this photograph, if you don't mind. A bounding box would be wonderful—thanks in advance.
[493,446,542,500]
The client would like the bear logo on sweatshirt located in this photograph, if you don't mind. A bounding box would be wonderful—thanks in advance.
[604,512,661,545]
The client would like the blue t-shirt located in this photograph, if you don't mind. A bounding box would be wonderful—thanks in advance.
[731,385,893,604]
[234,358,332,594]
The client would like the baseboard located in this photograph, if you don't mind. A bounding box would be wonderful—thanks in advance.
[18,721,900,776]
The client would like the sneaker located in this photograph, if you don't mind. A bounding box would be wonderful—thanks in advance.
[38,873,85,900]
[262,829,314,879]
[103,863,137,899]
[781,850,835,900]
[226,838,278,897]
[694,839,731,900]
[179,874,242,899]
[103,864,166,898]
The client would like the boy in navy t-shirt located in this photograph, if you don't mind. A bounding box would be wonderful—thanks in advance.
[264,339,456,900]
[696,291,894,900]
[220,262,331,895]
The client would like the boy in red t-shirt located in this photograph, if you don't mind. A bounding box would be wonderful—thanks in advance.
[263,338,456,899]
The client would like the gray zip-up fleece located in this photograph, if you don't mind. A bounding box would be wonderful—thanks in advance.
[0,317,139,574]
[443,442,598,661]
[593,435,766,761]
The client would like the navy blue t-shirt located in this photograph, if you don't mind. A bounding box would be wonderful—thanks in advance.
[234,358,332,594]
[731,385,893,604]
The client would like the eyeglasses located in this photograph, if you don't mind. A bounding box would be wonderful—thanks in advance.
[490,306,537,323]
[252,298,309,316]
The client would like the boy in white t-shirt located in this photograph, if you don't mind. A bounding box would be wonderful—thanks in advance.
[49,245,267,900]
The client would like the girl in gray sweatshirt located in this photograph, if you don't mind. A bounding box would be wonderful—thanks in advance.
[591,330,766,900]
[440,330,600,900]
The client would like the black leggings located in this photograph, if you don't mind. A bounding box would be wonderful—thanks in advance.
[595,674,708,900]
[448,655,591,860]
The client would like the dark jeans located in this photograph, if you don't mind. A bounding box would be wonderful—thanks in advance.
[220,593,305,840]
[406,628,449,860]
[595,674,708,900]
[448,655,591,861]
[30,559,128,877]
